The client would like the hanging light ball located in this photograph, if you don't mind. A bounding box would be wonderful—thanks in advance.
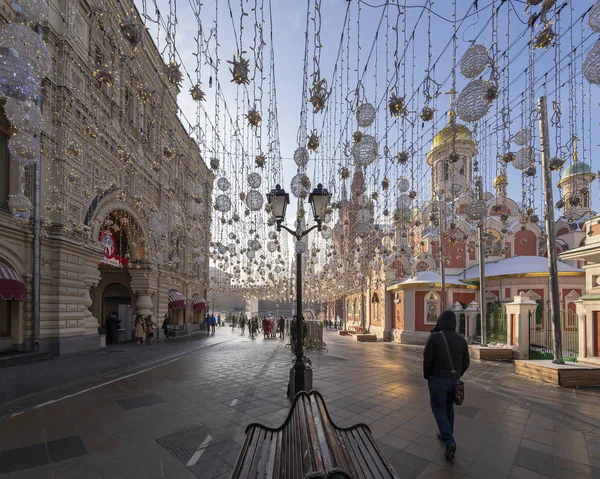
[294,147,309,168]
[307,131,319,151]
[295,240,306,254]
[549,157,566,171]
[190,83,206,102]
[218,245,228,255]
[501,152,516,163]
[352,134,378,167]
[396,194,412,212]
[4,98,42,134]
[397,177,410,193]
[291,173,311,198]
[8,192,31,220]
[513,129,532,146]
[11,0,48,25]
[217,177,230,191]
[0,47,40,101]
[210,157,220,170]
[397,150,410,165]
[456,79,494,122]
[356,102,376,127]
[466,200,486,221]
[420,106,435,122]
[513,147,535,170]
[247,172,262,189]
[459,44,490,79]
[119,16,142,47]
[268,231,278,240]
[321,225,333,240]
[589,1,600,32]
[534,23,557,49]
[214,194,232,213]
[388,93,407,118]
[247,250,256,260]
[9,131,39,162]
[267,241,277,253]
[246,190,263,211]
[0,23,51,79]
[584,39,600,85]
[340,167,350,179]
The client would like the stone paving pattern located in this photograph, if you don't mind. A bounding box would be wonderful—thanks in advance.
[0,329,598,478]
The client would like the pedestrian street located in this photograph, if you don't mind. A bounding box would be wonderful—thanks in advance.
[0,329,598,479]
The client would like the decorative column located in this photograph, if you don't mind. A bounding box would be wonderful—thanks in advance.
[465,300,480,341]
[129,266,159,317]
[82,255,102,336]
[505,294,539,359]
[452,302,464,334]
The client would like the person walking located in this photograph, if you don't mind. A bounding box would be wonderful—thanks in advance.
[240,316,246,334]
[106,312,120,344]
[205,314,210,335]
[134,313,145,344]
[144,314,156,345]
[279,316,286,339]
[217,314,221,328]
[162,313,171,341]
[210,313,216,334]
[231,315,236,331]
[423,311,470,461]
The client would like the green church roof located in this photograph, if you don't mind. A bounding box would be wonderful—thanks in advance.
[561,161,593,180]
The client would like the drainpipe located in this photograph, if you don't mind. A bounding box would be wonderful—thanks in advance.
[32,23,44,351]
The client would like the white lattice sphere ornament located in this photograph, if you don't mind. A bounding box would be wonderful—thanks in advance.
[247,172,262,189]
[584,39,600,85]
[396,194,412,212]
[352,134,378,167]
[12,0,48,25]
[9,131,39,162]
[267,241,277,253]
[228,243,236,254]
[245,189,263,211]
[4,99,42,134]
[294,147,309,168]
[466,200,486,221]
[249,239,262,251]
[268,231,278,240]
[513,128,532,146]
[0,47,39,102]
[218,245,228,255]
[321,225,333,240]
[459,44,490,79]
[295,240,306,254]
[217,177,230,191]
[8,192,31,220]
[247,250,255,260]
[513,147,535,170]
[456,79,493,122]
[215,194,232,213]
[356,102,376,127]
[397,177,410,193]
[0,23,51,79]
[291,173,311,198]
[589,1,600,33]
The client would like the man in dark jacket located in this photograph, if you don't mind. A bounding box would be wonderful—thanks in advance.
[423,310,470,460]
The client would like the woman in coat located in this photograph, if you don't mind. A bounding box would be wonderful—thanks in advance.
[134,314,145,344]
[145,315,156,345]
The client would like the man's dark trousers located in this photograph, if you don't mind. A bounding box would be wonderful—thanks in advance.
[427,377,456,446]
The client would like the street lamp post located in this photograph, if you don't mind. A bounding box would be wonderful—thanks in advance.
[267,183,331,401]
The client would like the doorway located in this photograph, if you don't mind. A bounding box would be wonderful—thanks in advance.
[102,283,132,342]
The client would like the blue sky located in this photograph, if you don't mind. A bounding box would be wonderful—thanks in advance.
[139,0,598,242]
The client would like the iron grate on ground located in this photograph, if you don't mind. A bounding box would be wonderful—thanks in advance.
[156,425,225,458]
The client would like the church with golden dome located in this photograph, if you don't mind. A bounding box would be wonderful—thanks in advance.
[334,114,595,353]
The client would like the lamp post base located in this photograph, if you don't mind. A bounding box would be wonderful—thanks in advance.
[287,358,313,401]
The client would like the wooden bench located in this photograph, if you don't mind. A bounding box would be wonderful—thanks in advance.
[231,390,399,479]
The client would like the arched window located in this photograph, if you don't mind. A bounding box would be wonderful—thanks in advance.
[443,162,449,180]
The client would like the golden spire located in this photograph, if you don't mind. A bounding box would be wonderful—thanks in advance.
[573,135,579,163]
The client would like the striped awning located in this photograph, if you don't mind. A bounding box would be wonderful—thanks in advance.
[0,262,25,301]
[168,290,187,309]
[192,294,207,311]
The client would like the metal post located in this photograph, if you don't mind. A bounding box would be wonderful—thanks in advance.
[477,176,487,346]
[440,203,446,311]
[538,96,564,364]
[32,24,43,351]
[295,251,303,361]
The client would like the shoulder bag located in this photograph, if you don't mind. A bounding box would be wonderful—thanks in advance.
[440,332,465,405]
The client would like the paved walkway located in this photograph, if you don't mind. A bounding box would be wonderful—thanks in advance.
[0,329,599,478]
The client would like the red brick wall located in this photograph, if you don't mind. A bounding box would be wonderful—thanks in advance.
[452,292,476,306]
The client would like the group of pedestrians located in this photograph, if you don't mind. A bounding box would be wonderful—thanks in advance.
[231,314,287,340]
[204,313,220,334]
[132,312,172,345]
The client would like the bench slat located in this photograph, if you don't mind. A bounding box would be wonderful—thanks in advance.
[231,391,398,479]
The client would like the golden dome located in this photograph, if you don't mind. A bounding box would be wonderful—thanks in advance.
[430,121,473,151]
[494,174,508,187]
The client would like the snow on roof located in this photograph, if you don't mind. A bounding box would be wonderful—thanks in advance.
[461,255,582,281]
[399,270,466,286]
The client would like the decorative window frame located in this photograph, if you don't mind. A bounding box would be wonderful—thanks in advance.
[424,290,440,325]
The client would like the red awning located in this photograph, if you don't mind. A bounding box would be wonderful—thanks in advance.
[192,294,207,311]
[168,290,187,309]
[0,262,25,301]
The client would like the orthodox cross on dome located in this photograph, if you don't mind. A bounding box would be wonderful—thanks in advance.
[444,87,458,121]
[572,135,579,163]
